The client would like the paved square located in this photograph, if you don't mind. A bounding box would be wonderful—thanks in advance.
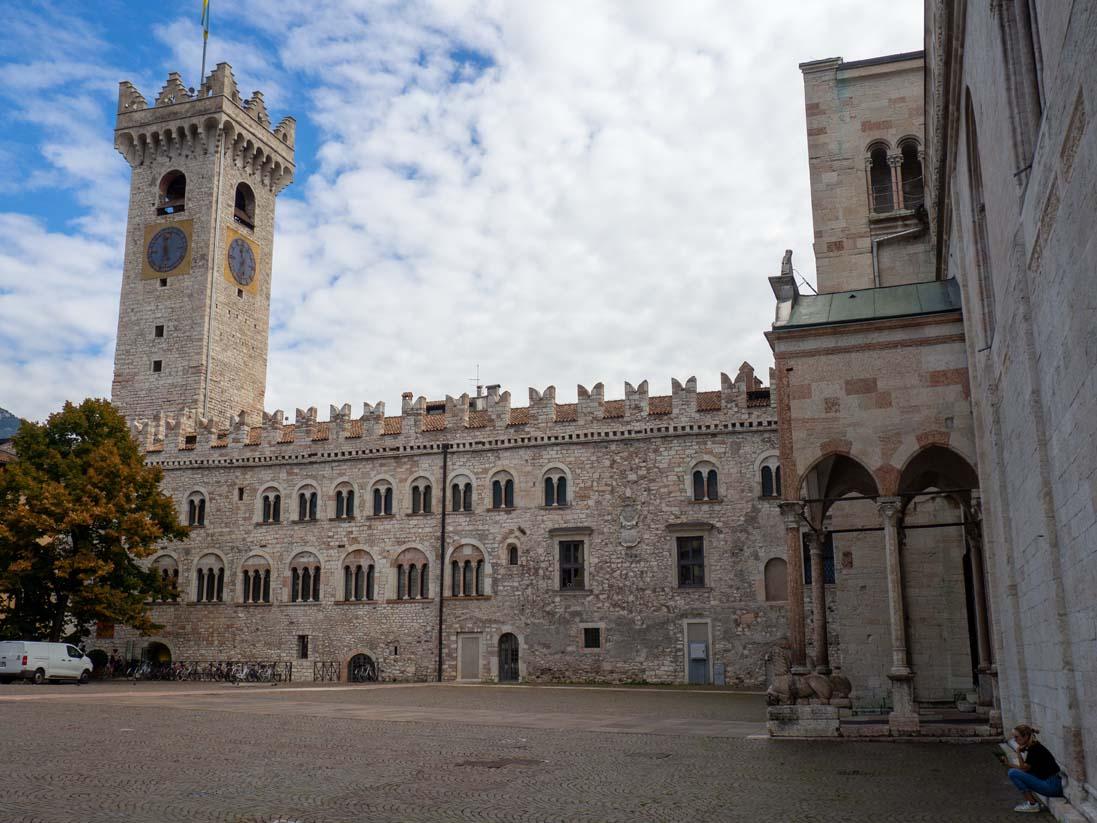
[0,682,1030,821]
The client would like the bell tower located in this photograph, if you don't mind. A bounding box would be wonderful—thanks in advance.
[110,63,294,423]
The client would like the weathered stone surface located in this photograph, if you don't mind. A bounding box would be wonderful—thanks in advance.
[767,704,840,737]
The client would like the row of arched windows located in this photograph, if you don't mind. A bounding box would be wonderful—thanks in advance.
[156,171,256,229]
[451,558,485,596]
[188,459,784,527]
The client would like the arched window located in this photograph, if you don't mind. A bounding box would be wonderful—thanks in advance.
[158,170,186,215]
[761,466,774,498]
[450,476,473,512]
[690,461,719,501]
[234,182,255,229]
[260,487,281,523]
[394,548,429,600]
[450,544,488,597]
[543,468,569,507]
[965,91,996,345]
[868,144,893,213]
[759,456,781,498]
[186,492,206,526]
[289,551,321,603]
[152,555,179,602]
[764,558,788,602]
[340,550,374,602]
[241,555,271,604]
[899,139,924,209]
[508,544,519,566]
[335,483,355,519]
[297,487,318,521]
[409,477,433,514]
[372,481,394,516]
[195,554,224,603]
[491,471,515,509]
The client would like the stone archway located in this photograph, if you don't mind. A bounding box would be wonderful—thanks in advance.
[348,653,378,682]
[145,642,171,664]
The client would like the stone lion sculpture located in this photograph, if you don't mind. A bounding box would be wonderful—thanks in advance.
[766,638,852,706]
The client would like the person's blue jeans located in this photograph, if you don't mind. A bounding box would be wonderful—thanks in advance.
[1009,768,1064,798]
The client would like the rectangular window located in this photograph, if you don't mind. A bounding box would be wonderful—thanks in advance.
[151,360,162,373]
[159,278,167,287]
[154,324,164,338]
[677,536,705,587]
[237,487,245,501]
[296,635,309,660]
[559,540,585,590]
[583,627,601,649]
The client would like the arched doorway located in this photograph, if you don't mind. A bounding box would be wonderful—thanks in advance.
[498,634,519,683]
[348,653,378,682]
[145,642,171,664]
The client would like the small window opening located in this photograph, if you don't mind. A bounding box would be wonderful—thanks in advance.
[152,360,162,373]
[154,324,164,338]
[869,146,893,213]
[158,171,186,215]
[900,141,924,209]
[297,635,309,659]
[159,278,168,287]
[583,627,602,649]
[237,487,245,502]
[234,182,255,229]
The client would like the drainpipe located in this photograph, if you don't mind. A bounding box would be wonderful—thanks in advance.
[436,443,449,682]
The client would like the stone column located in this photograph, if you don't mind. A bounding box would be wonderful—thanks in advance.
[889,155,904,210]
[779,501,808,673]
[808,530,831,674]
[967,490,1000,725]
[878,496,918,732]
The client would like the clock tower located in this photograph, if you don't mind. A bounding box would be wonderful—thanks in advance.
[110,64,294,424]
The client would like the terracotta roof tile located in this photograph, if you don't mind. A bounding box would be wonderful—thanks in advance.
[146,444,163,452]
[467,410,491,428]
[382,417,402,435]
[345,419,363,438]
[422,415,447,432]
[246,427,262,445]
[697,390,722,411]
[648,395,672,415]
[554,403,577,422]
[508,408,530,426]
[602,400,625,418]
[278,425,295,444]
[313,423,330,441]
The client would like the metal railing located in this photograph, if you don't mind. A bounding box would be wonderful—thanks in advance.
[313,661,341,682]
[122,660,292,682]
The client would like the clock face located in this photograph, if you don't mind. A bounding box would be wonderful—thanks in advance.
[146,227,188,273]
[228,237,256,286]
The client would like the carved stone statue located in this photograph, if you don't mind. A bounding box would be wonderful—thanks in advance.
[766,638,852,706]
[780,249,794,278]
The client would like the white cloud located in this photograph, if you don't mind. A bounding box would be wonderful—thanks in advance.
[0,1,924,421]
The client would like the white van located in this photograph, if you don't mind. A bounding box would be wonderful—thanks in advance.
[0,641,93,684]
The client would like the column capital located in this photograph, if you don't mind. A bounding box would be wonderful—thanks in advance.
[877,495,902,524]
[778,500,804,529]
[887,154,903,167]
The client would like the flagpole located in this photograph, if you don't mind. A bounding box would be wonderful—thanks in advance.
[199,0,210,92]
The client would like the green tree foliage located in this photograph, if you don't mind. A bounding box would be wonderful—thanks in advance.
[0,399,187,642]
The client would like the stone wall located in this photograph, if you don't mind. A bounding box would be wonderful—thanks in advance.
[96,375,797,687]
[928,0,1097,809]
[800,53,932,294]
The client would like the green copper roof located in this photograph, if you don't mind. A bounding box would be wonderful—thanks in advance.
[780,278,962,329]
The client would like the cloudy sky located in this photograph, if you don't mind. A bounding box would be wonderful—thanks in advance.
[0,0,922,422]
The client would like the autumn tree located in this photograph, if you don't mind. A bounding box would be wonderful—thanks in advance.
[0,398,187,642]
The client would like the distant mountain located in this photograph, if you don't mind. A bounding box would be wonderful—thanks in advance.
[0,407,21,439]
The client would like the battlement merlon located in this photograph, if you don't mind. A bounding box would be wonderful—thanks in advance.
[132,372,779,458]
[114,64,295,192]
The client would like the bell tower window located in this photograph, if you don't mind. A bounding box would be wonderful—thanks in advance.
[234,182,255,229]
[157,171,186,215]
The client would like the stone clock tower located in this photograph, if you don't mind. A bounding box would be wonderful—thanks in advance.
[110,64,294,423]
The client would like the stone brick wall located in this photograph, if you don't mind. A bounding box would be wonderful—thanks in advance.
[800,53,933,293]
[927,0,1097,807]
[96,375,797,688]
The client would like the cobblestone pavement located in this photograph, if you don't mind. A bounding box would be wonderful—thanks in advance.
[0,682,1033,822]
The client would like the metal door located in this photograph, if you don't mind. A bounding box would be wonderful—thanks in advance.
[686,623,709,685]
[458,634,481,681]
[498,633,519,683]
